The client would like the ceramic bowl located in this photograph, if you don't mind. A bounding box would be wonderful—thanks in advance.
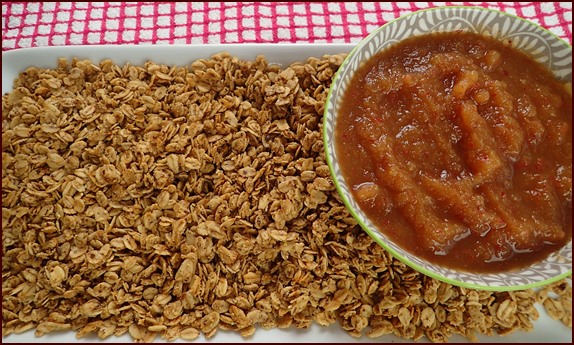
[323,6,572,291]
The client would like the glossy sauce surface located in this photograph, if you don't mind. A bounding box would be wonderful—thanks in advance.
[336,32,572,273]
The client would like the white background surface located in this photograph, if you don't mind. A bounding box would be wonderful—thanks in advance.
[2,44,572,343]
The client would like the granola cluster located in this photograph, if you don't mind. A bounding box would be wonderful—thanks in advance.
[2,53,571,342]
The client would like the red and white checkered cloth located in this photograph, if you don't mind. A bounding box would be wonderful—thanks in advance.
[1,2,572,51]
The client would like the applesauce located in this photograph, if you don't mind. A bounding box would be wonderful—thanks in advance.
[336,32,572,273]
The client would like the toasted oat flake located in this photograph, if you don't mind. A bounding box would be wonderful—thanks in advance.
[2,53,571,343]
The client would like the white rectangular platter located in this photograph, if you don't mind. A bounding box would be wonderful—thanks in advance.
[2,44,571,343]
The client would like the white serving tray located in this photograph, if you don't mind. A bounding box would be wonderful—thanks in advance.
[2,43,354,94]
[2,44,571,343]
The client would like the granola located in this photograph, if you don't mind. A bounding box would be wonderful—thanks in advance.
[2,52,572,343]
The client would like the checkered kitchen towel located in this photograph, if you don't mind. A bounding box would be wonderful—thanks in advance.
[1,2,572,51]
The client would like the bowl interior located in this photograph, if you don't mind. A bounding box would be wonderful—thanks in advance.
[323,6,572,291]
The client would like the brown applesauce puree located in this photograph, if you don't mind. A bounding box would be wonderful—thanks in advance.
[335,32,572,273]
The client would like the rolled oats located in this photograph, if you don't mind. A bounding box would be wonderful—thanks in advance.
[537,278,572,329]
[2,52,571,344]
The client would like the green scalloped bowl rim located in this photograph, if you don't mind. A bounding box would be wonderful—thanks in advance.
[323,6,572,291]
